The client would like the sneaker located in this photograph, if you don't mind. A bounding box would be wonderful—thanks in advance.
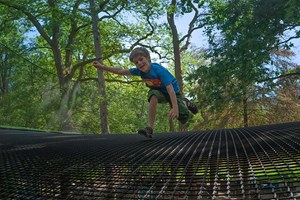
[183,98,198,114]
[138,127,153,138]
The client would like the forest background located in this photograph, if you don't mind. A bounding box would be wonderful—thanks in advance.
[0,0,299,134]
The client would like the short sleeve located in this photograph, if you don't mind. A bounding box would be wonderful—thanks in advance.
[155,66,174,87]
[129,68,141,76]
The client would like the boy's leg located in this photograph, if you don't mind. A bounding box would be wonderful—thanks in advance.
[138,90,167,138]
[148,95,158,129]
[138,95,156,138]
[176,94,191,125]
[147,90,169,128]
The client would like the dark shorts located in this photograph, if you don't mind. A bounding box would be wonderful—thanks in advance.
[148,89,190,124]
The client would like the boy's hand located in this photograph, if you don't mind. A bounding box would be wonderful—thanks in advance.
[93,61,105,69]
[169,107,179,120]
[166,84,179,120]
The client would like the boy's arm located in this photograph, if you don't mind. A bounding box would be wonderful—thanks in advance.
[166,84,179,119]
[93,61,131,76]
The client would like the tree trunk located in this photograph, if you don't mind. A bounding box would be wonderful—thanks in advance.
[0,52,9,95]
[49,0,74,131]
[167,0,185,131]
[242,89,249,127]
[167,0,184,95]
[90,0,110,134]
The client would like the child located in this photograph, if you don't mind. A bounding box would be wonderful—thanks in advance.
[93,47,197,138]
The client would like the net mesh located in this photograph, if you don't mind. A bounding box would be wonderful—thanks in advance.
[1,122,300,199]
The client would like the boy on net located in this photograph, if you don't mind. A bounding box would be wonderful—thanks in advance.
[93,47,198,138]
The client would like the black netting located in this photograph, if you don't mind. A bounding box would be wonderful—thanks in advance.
[1,122,300,199]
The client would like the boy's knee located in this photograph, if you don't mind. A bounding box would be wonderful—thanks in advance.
[147,89,167,103]
[149,95,158,103]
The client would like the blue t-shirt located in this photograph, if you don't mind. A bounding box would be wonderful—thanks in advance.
[129,63,180,94]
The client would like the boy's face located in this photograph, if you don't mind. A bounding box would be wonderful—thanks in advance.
[132,55,151,73]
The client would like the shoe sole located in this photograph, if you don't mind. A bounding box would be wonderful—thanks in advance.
[183,98,198,114]
[138,131,152,138]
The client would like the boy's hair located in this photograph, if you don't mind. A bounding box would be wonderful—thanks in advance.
[129,47,150,62]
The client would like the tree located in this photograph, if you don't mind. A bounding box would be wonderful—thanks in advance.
[0,5,25,95]
[0,0,92,130]
[166,0,207,94]
[199,0,300,127]
[0,5,39,127]
[166,0,208,130]
[0,0,165,133]
[86,0,166,133]
[90,0,109,134]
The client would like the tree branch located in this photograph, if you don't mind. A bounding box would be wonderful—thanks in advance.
[80,77,142,84]
[0,0,52,44]
[65,0,83,69]
[129,8,155,49]
[179,2,210,52]
[258,71,300,83]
